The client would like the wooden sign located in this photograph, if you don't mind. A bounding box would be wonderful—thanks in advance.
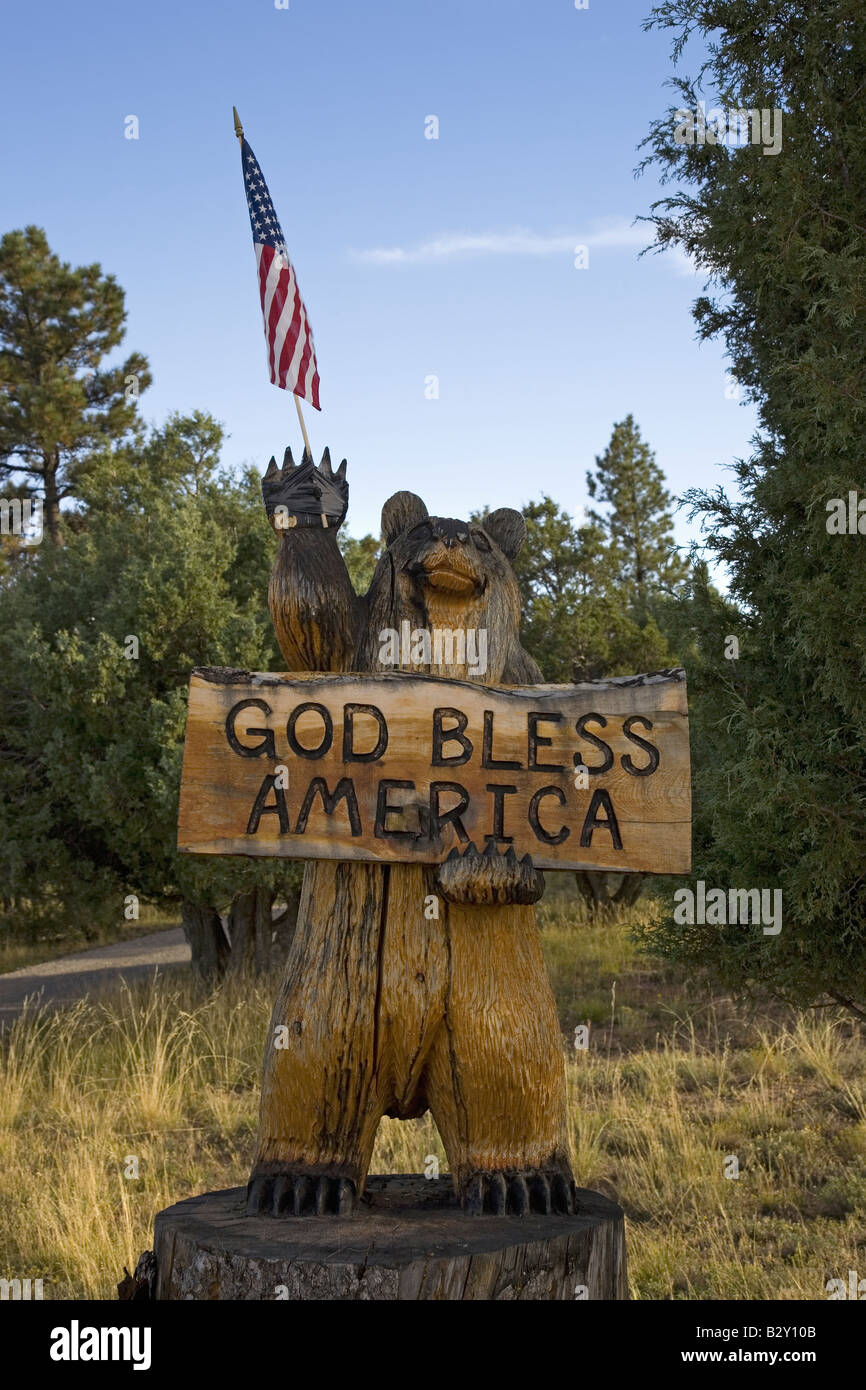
[178,667,690,874]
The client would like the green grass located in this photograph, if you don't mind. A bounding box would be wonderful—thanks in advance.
[0,890,863,1299]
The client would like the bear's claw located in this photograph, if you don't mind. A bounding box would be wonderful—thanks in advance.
[460,1169,577,1216]
[435,842,544,906]
[246,1170,356,1217]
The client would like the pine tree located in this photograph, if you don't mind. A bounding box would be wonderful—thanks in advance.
[507,495,671,682]
[0,227,150,542]
[587,414,687,619]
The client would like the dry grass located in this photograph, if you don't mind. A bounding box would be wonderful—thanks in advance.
[0,893,864,1299]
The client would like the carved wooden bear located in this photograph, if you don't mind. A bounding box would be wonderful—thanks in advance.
[246,449,575,1217]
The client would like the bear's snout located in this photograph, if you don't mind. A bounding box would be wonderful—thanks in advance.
[407,532,484,598]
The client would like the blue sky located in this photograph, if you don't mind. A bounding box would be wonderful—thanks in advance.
[5,0,754,549]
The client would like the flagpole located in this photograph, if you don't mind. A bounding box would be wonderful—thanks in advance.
[292,392,313,461]
[233,105,316,474]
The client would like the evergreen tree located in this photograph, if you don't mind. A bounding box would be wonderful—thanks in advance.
[587,414,688,619]
[0,227,150,541]
[637,0,866,1014]
[0,412,299,969]
[508,496,671,682]
[338,531,381,594]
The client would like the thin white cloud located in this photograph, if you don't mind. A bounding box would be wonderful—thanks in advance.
[350,218,647,265]
[665,244,704,278]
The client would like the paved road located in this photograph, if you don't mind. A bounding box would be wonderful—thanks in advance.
[0,928,191,1025]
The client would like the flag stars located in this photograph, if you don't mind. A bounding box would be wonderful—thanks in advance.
[242,142,289,254]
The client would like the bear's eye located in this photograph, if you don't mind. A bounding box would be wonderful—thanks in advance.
[472,529,491,553]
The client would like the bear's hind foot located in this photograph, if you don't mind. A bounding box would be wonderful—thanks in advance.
[460,1169,577,1216]
[246,1165,356,1217]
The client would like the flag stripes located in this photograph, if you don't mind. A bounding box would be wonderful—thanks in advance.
[241,137,321,409]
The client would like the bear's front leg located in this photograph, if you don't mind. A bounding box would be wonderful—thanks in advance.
[247,859,389,1216]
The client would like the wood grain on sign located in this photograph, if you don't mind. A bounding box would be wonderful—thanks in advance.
[178,667,691,874]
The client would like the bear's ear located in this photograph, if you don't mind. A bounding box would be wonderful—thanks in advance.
[483,507,526,559]
[381,491,429,547]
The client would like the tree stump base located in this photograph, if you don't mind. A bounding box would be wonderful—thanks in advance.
[152,1175,627,1300]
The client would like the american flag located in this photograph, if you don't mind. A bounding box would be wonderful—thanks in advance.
[239,136,321,409]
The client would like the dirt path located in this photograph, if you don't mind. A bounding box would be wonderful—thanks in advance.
[0,928,190,1025]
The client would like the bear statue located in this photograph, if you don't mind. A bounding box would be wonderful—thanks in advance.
[246,447,576,1217]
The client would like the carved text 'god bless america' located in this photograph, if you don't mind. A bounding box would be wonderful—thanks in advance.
[178,669,691,875]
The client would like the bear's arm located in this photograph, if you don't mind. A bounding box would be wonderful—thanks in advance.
[269,527,361,672]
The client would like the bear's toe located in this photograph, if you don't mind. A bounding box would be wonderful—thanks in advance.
[459,1168,577,1216]
[246,1167,356,1217]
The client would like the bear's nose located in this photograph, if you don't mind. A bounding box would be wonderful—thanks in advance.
[432,518,469,546]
